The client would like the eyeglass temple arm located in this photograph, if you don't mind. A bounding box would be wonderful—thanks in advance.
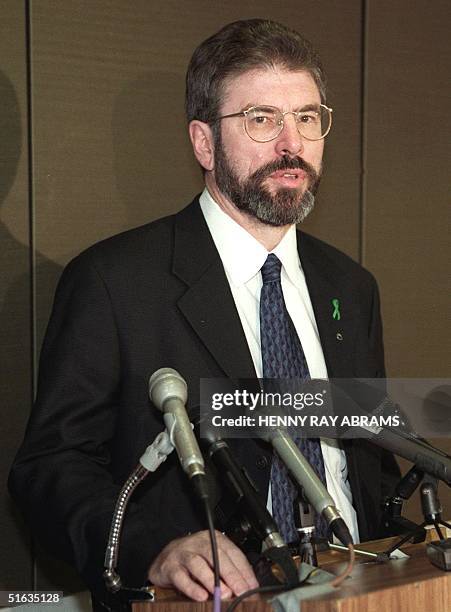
[216,111,247,120]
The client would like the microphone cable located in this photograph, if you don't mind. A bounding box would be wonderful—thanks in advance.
[203,498,222,612]
[187,457,221,611]
[225,542,355,612]
[330,542,355,587]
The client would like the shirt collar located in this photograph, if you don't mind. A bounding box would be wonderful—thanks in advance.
[199,188,301,286]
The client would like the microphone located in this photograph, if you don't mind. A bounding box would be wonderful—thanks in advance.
[363,418,451,486]
[195,417,282,545]
[193,414,299,586]
[255,406,353,546]
[358,414,451,486]
[149,368,209,501]
[331,379,451,486]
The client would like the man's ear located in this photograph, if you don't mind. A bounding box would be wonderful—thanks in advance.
[189,120,215,171]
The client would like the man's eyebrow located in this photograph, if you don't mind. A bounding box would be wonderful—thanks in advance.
[296,103,322,112]
[241,103,322,112]
[241,103,268,109]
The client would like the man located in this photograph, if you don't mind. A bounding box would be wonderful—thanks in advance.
[9,19,399,606]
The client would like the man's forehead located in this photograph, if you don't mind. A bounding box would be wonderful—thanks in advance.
[220,67,321,110]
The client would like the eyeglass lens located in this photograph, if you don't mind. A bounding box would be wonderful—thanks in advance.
[245,106,331,141]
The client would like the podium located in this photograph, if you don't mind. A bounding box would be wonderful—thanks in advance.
[131,537,451,611]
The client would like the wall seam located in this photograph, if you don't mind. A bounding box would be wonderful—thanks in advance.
[25,0,37,591]
[359,0,369,266]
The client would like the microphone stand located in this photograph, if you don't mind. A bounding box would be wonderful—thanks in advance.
[293,488,319,567]
[382,473,451,558]
[102,430,174,608]
[381,465,426,541]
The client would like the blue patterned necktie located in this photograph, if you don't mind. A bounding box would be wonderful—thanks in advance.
[259,253,328,543]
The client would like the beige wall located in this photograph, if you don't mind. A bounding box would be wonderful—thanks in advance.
[0,0,33,591]
[365,0,451,525]
[1,0,449,592]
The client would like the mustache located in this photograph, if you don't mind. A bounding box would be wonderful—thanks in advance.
[249,155,319,184]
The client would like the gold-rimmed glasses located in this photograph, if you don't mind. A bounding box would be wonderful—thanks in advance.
[216,104,333,142]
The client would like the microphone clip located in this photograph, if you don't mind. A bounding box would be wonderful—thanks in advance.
[139,430,175,472]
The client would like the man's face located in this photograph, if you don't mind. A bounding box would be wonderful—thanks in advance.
[212,68,324,226]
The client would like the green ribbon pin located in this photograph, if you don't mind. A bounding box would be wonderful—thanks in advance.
[332,298,341,321]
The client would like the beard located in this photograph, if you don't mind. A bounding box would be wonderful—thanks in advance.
[213,132,322,226]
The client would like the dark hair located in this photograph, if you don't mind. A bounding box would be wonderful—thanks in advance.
[185,19,326,124]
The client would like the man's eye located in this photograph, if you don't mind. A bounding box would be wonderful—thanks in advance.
[298,112,318,123]
[253,115,274,124]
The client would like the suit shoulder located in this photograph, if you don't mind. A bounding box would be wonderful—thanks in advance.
[55,216,175,293]
[298,230,377,285]
[80,213,175,264]
[63,196,202,279]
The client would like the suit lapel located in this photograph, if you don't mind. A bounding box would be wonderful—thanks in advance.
[298,232,358,378]
[173,200,256,380]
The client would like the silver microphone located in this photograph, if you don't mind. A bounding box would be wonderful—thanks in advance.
[257,412,353,545]
[149,368,206,482]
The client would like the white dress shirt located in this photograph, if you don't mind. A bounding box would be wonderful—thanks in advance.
[199,188,360,543]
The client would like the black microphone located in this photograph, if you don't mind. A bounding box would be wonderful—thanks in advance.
[194,415,283,546]
[359,420,451,486]
[331,379,451,486]
[254,405,353,547]
[148,368,209,501]
[193,414,299,586]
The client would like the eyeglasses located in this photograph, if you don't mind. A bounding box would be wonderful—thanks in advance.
[216,104,333,142]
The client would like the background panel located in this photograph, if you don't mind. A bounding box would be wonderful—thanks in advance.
[365,0,451,520]
[365,0,450,377]
[0,0,33,591]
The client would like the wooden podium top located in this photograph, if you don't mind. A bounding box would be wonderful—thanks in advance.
[132,537,451,612]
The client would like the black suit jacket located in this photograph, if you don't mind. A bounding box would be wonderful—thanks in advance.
[9,197,399,599]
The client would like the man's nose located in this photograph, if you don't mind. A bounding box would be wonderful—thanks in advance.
[274,113,304,157]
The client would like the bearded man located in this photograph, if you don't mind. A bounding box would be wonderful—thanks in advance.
[9,19,399,607]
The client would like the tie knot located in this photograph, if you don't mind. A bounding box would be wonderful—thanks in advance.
[261,254,282,284]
